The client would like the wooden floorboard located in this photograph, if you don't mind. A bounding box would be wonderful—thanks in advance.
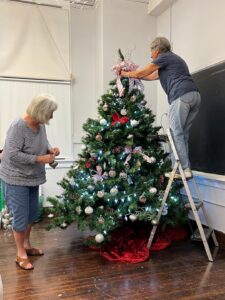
[1,221,225,300]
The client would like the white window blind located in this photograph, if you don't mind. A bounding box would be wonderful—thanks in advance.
[0,1,70,81]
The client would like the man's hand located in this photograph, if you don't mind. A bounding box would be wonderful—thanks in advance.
[36,154,55,164]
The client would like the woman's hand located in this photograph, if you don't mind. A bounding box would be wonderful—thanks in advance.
[36,154,55,164]
[49,147,60,156]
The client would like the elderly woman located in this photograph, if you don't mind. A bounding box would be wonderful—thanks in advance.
[121,37,201,179]
[0,94,60,270]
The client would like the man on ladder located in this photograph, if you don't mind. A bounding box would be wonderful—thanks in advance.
[121,36,219,260]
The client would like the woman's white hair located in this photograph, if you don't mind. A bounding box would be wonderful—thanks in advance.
[26,93,58,124]
[150,37,171,53]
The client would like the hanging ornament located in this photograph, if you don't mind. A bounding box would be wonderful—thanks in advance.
[98,216,105,224]
[119,172,127,179]
[140,100,147,105]
[95,233,104,243]
[109,169,116,178]
[99,206,104,210]
[136,160,141,167]
[90,152,97,159]
[60,222,67,229]
[73,163,79,170]
[95,133,102,141]
[162,205,168,216]
[75,206,82,215]
[110,187,118,196]
[85,206,94,215]
[151,219,158,225]
[48,213,54,219]
[139,195,147,204]
[120,108,127,116]
[149,156,156,164]
[130,95,136,102]
[97,191,105,198]
[130,119,139,127]
[81,144,86,150]
[127,134,133,139]
[149,187,157,195]
[100,118,107,126]
[103,104,108,111]
[129,214,138,222]
[88,185,95,192]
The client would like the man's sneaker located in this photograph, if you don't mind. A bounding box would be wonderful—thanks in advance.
[164,168,193,179]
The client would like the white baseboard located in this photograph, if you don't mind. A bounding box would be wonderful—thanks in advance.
[0,275,3,300]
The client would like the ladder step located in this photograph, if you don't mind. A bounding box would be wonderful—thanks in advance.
[191,227,213,242]
[184,201,203,210]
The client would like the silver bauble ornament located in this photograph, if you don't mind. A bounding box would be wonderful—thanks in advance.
[85,206,94,215]
[48,213,54,219]
[95,233,104,243]
[151,219,158,225]
[98,216,105,224]
[139,195,146,204]
[100,118,107,125]
[97,191,105,198]
[110,187,118,196]
[149,187,157,195]
[130,120,139,127]
[127,134,133,139]
[129,214,138,222]
[109,170,116,178]
[88,185,95,192]
[95,134,102,141]
[120,108,127,116]
[76,206,82,215]
[103,104,108,111]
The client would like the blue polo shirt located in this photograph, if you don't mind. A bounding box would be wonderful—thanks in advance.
[152,51,198,104]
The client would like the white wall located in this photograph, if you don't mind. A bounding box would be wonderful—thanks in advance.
[154,0,225,232]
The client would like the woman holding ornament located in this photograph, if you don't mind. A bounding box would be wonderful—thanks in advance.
[121,37,201,178]
[0,94,60,270]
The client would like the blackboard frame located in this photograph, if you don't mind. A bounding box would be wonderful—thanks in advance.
[189,61,225,175]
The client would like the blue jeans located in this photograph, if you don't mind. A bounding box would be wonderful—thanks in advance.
[169,91,201,169]
[2,181,39,232]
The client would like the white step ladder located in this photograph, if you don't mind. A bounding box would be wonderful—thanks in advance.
[147,128,219,262]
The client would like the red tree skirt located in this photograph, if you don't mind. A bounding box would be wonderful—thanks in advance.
[97,226,187,263]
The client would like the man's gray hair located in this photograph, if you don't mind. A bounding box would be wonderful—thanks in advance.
[150,37,171,53]
[26,93,58,124]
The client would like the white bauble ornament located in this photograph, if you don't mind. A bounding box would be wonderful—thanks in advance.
[129,214,138,222]
[95,134,102,141]
[149,187,157,195]
[103,104,108,111]
[76,206,82,215]
[81,144,86,150]
[3,218,9,225]
[85,206,94,215]
[60,222,67,229]
[88,185,95,192]
[139,195,146,204]
[110,187,118,196]
[97,191,105,198]
[109,170,116,178]
[151,219,158,225]
[120,108,127,116]
[48,213,54,219]
[127,134,133,139]
[100,118,107,126]
[95,233,104,243]
[98,216,105,224]
[130,95,136,102]
[119,172,127,179]
[130,120,139,127]
[99,206,104,210]
[149,156,156,164]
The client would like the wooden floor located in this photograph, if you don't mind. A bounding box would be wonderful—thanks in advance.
[1,221,225,300]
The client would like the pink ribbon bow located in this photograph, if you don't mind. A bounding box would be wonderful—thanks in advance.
[91,165,108,183]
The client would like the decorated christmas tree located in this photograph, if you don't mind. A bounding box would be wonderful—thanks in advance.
[47,50,186,245]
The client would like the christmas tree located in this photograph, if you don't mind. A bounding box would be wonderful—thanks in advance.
[47,50,186,245]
